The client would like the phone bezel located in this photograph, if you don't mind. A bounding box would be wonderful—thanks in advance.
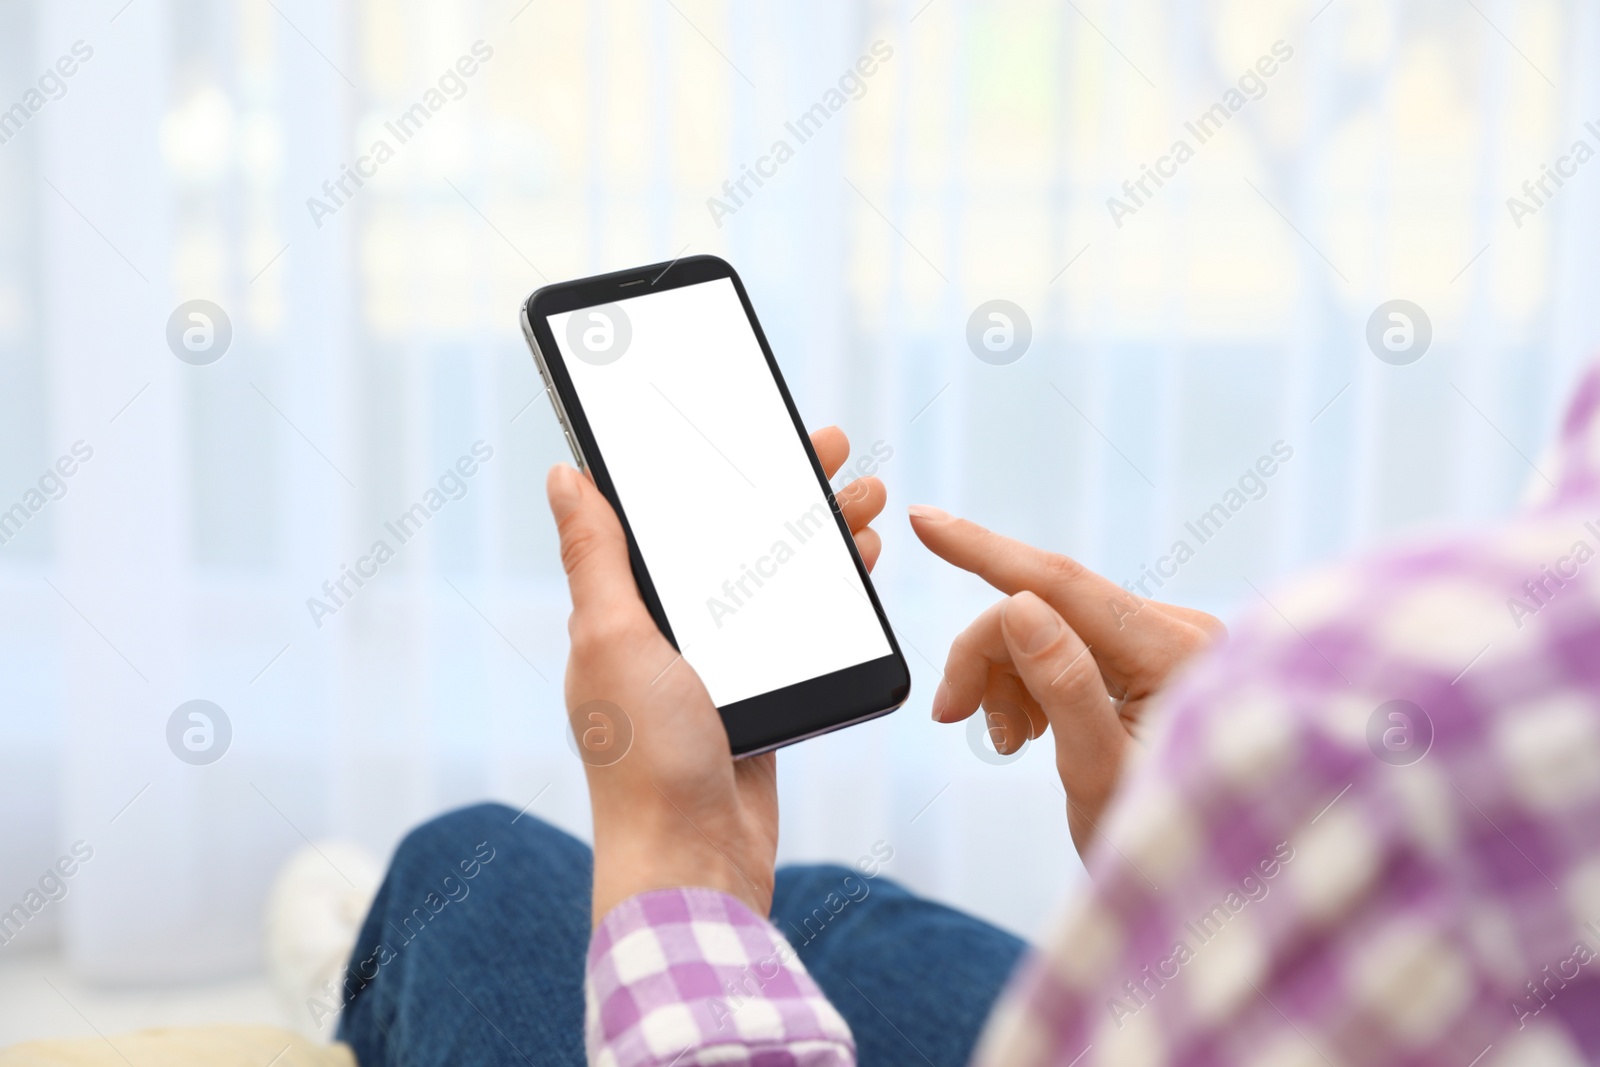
[520,254,910,756]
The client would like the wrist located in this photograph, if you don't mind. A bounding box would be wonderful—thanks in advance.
[591,832,772,926]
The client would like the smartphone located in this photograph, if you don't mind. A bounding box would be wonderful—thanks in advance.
[520,255,910,756]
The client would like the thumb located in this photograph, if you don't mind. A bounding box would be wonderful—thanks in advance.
[999,592,1126,801]
[546,465,652,629]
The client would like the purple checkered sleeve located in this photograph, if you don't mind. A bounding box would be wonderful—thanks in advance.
[973,363,1600,1065]
[585,887,855,1067]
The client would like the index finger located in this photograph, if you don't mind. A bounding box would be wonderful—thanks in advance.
[907,504,1151,652]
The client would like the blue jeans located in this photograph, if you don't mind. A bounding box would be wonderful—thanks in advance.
[338,803,1026,1066]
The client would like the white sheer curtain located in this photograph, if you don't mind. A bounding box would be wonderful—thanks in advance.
[2,0,1596,983]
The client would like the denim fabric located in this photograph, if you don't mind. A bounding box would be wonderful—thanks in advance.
[338,802,1025,1066]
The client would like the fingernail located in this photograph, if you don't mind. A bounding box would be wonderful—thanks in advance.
[908,505,949,523]
[931,680,951,721]
[547,464,581,518]
[986,708,1019,754]
[1004,592,1062,656]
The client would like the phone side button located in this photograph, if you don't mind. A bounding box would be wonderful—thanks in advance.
[563,430,585,469]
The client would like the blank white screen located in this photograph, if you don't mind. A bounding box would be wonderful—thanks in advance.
[548,278,891,707]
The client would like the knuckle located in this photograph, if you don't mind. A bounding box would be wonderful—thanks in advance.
[948,615,996,662]
[557,518,608,578]
[568,611,634,654]
[1050,647,1102,694]
[1041,552,1088,586]
[942,646,975,681]
[1165,615,1223,659]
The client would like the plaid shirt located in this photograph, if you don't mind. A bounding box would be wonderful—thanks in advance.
[587,366,1600,1066]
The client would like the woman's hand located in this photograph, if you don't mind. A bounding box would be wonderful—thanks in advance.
[549,427,885,924]
[909,506,1224,856]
